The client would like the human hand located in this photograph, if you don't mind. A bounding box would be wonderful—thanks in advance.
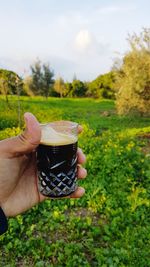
[0,113,87,217]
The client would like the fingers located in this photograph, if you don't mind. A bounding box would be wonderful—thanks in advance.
[18,112,41,152]
[78,125,83,134]
[0,113,41,157]
[77,165,87,179]
[69,187,85,198]
[77,148,86,164]
[69,145,87,198]
[77,147,87,179]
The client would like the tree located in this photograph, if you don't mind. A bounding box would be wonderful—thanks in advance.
[72,79,87,97]
[0,69,23,103]
[87,72,116,99]
[115,28,150,115]
[54,77,65,97]
[42,63,54,98]
[64,82,73,97]
[86,80,101,98]
[30,60,54,97]
[23,76,35,96]
[30,60,43,95]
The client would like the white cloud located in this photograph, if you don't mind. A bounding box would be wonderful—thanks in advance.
[73,29,110,56]
[75,30,92,51]
[70,29,112,81]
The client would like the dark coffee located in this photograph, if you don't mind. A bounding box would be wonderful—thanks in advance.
[37,141,78,197]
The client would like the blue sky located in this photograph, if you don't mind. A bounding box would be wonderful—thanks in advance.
[0,0,149,81]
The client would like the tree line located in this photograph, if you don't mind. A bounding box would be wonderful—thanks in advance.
[0,61,116,99]
[0,28,149,115]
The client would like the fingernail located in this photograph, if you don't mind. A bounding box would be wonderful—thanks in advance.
[78,148,83,153]
[79,187,85,195]
[83,168,87,177]
[24,114,28,125]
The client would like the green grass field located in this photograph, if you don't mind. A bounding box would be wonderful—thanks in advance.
[0,96,150,267]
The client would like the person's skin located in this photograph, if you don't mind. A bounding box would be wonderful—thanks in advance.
[0,113,87,217]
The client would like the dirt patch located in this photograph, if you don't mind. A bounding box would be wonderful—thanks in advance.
[100,110,116,117]
[65,207,107,226]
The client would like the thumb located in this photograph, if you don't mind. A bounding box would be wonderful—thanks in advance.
[0,113,41,157]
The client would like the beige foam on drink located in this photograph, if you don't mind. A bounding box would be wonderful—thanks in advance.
[40,125,77,146]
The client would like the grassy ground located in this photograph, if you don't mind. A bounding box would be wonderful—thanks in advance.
[0,96,150,267]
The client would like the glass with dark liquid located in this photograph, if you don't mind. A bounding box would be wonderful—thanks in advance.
[36,121,78,198]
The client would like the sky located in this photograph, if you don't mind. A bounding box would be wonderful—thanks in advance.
[0,0,149,81]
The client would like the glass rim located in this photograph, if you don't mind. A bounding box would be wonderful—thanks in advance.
[40,120,78,129]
